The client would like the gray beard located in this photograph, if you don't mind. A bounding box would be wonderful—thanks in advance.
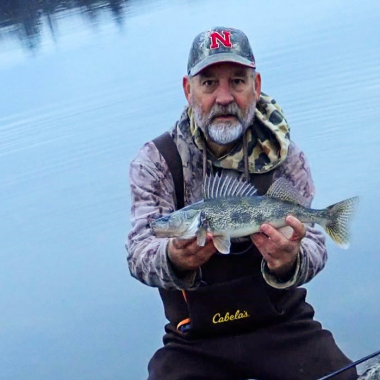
[208,123,243,145]
[192,102,256,146]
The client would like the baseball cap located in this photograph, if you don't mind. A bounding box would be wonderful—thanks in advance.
[187,27,256,77]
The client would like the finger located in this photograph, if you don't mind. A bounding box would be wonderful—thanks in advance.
[250,232,268,246]
[174,232,214,250]
[251,232,280,254]
[171,237,196,249]
[260,224,288,246]
[285,216,306,241]
[251,233,278,261]
[168,238,216,271]
[184,241,216,268]
[185,238,215,255]
[197,241,217,257]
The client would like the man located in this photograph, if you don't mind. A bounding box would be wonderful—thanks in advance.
[127,27,357,380]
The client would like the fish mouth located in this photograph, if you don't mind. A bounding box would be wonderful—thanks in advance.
[149,220,161,236]
[151,228,177,238]
[150,226,167,237]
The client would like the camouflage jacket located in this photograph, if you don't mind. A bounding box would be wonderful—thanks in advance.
[126,107,327,291]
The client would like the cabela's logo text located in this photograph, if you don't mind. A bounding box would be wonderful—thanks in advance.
[212,310,249,324]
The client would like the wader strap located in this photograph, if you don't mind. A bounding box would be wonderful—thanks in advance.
[152,132,184,210]
[153,132,189,327]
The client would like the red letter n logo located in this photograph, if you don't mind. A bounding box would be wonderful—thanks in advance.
[210,31,232,49]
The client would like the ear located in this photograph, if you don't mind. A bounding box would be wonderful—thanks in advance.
[254,72,261,101]
[183,76,192,104]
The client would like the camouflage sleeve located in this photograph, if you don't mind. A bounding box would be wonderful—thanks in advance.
[261,141,327,289]
[126,142,202,290]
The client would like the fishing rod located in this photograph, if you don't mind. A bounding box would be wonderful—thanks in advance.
[317,349,380,380]
[246,350,380,380]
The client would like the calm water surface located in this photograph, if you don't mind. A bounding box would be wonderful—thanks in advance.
[1,0,380,379]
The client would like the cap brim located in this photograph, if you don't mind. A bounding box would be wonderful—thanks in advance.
[189,53,256,76]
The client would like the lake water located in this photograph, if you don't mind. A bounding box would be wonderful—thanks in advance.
[1,0,380,379]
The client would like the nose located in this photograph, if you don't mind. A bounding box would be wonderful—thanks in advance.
[215,81,234,106]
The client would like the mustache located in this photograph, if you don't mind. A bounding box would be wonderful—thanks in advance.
[208,103,241,121]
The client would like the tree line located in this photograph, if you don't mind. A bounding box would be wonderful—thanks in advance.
[0,0,129,51]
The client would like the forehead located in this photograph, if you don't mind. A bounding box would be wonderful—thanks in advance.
[197,62,252,78]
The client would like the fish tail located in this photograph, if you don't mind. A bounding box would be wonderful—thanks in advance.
[323,197,359,249]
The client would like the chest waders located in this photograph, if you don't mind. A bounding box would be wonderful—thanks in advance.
[153,132,307,338]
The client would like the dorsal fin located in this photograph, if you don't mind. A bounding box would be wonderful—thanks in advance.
[203,173,257,199]
[266,178,308,207]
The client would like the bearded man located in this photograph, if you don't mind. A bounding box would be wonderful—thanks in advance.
[126,27,357,380]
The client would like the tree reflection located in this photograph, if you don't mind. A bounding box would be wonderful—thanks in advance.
[0,0,129,52]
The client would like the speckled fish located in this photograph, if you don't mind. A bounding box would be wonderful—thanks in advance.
[150,174,359,254]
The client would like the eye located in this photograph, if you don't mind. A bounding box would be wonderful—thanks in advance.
[202,80,215,87]
[232,78,245,86]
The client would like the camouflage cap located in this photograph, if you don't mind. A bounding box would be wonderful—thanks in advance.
[187,27,256,77]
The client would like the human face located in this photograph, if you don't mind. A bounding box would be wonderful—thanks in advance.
[183,63,261,146]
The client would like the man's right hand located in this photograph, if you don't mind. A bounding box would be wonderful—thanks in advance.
[168,234,216,272]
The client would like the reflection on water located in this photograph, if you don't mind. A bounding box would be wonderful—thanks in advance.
[1,0,380,379]
[0,0,129,51]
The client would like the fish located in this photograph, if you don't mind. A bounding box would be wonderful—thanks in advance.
[150,174,359,254]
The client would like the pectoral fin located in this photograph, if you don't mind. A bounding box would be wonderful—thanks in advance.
[278,226,294,239]
[197,225,207,246]
[212,234,231,254]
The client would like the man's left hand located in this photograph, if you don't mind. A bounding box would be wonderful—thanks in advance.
[250,215,306,279]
